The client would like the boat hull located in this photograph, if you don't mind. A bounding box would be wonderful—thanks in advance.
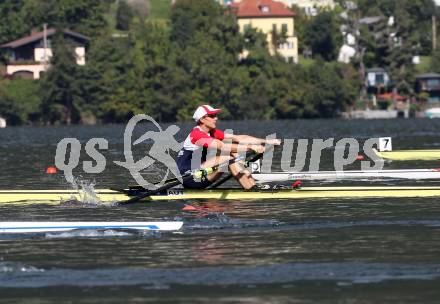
[254,169,440,182]
[2,186,440,203]
[373,149,440,161]
[0,221,183,233]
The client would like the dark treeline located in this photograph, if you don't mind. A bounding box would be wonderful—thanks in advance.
[3,0,433,125]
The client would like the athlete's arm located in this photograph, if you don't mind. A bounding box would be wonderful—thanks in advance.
[224,134,281,146]
[191,129,271,154]
[207,139,265,154]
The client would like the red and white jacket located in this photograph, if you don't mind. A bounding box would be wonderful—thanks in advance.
[177,126,225,173]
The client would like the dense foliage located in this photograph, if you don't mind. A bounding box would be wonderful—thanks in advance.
[0,0,437,125]
[337,0,440,93]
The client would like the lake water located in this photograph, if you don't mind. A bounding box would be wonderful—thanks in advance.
[1,118,440,303]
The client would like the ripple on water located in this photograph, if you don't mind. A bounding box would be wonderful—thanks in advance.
[1,261,440,288]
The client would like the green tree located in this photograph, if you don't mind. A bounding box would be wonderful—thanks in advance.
[0,79,42,125]
[116,0,134,31]
[79,34,132,123]
[20,0,108,38]
[0,0,27,44]
[170,0,247,120]
[304,11,342,61]
[289,5,308,54]
[341,0,435,97]
[40,32,82,124]
[386,5,415,93]
[290,61,359,118]
[170,0,224,49]
[0,0,28,62]
[81,22,178,123]
[431,45,440,73]
[357,0,437,55]
[0,92,21,125]
[271,25,288,54]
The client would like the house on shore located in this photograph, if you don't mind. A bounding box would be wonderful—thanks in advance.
[1,28,89,80]
[229,0,298,63]
[366,68,391,95]
[415,73,440,103]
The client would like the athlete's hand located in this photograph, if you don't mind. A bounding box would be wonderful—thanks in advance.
[250,144,265,154]
[265,138,281,145]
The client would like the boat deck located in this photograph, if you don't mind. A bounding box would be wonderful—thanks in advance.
[1,186,440,204]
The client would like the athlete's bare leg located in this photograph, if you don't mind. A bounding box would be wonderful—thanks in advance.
[228,152,255,189]
[201,154,256,189]
[228,162,255,189]
[201,155,231,182]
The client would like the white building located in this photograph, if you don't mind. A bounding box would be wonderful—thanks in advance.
[1,28,89,80]
[338,44,356,64]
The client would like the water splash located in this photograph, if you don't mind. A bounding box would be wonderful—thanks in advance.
[185,212,280,230]
[0,262,44,274]
[60,177,111,207]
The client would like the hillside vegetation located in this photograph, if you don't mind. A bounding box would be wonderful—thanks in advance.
[0,0,439,125]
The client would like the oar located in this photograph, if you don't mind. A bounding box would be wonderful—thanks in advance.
[207,145,274,189]
[117,172,197,206]
[117,154,247,205]
[116,175,182,193]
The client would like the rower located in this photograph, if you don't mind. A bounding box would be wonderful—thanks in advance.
[176,105,281,190]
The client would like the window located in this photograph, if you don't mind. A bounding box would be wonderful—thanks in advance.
[287,57,294,63]
[427,79,440,88]
[272,24,277,33]
[375,74,384,85]
[428,96,440,103]
[259,5,269,13]
[282,24,288,33]
[243,24,251,31]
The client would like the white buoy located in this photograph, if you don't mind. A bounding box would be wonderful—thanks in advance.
[0,117,6,128]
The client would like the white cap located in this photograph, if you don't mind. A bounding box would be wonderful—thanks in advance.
[193,105,221,122]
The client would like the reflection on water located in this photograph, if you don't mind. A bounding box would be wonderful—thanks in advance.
[1,119,440,302]
[2,261,440,288]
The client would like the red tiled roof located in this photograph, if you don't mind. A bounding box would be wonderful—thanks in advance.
[1,28,89,49]
[229,0,295,18]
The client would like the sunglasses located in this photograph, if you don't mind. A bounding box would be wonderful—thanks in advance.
[205,114,217,119]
